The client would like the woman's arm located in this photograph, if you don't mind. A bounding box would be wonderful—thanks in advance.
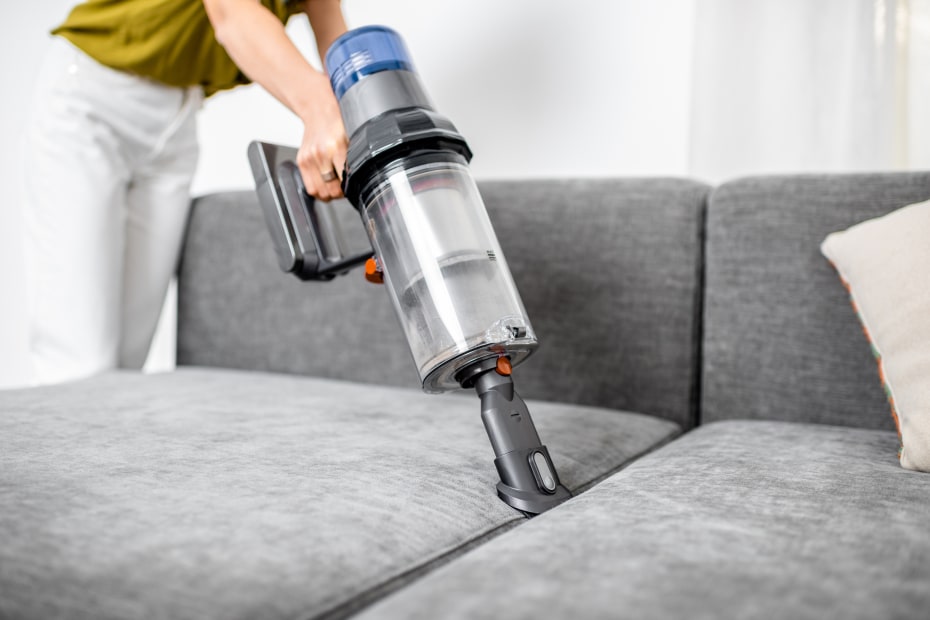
[203,0,348,200]
[303,0,347,61]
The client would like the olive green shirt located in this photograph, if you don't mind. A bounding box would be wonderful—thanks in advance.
[53,0,304,96]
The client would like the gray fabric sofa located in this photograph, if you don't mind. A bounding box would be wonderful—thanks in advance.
[2,172,929,619]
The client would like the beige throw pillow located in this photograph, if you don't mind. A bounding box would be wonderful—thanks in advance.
[821,198,930,472]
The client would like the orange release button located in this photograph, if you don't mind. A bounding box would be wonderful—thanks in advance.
[364,257,384,284]
[496,357,512,376]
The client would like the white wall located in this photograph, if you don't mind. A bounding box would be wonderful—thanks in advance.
[689,0,929,182]
[0,0,74,388]
[1,0,697,388]
[194,0,697,194]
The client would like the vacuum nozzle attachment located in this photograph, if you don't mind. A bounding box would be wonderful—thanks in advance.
[462,359,572,516]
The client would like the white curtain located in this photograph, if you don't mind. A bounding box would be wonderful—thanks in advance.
[689,0,929,183]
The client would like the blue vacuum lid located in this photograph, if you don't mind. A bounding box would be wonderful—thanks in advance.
[325,25,415,100]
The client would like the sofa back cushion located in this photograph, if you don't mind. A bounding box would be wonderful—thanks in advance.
[701,172,930,429]
[177,179,708,428]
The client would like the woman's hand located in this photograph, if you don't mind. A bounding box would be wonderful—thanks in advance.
[203,0,349,200]
[295,77,348,201]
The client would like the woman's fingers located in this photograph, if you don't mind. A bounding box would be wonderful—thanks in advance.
[297,133,347,201]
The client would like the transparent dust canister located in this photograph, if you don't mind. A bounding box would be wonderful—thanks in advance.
[358,154,537,392]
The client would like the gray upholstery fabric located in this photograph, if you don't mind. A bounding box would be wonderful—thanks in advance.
[356,420,930,620]
[177,179,708,428]
[479,180,707,428]
[0,368,679,620]
[177,192,417,388]
[702,172,930,429]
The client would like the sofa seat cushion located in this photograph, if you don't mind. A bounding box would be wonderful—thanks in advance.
[356,420,930,620]
[0,368,679,620]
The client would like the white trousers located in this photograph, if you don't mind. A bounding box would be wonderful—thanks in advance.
[24,38,202,385]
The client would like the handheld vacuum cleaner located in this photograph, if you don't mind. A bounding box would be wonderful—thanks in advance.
[248,25,571,515]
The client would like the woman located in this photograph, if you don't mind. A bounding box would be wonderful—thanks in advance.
[24,0,349,384]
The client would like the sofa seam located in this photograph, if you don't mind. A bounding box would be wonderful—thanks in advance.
[307,516,525,620]
[304,426,681,620]
[691,185,709,429]
[570,426,683,496]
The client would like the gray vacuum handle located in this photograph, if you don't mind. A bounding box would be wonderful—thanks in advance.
[247,140,372,281]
